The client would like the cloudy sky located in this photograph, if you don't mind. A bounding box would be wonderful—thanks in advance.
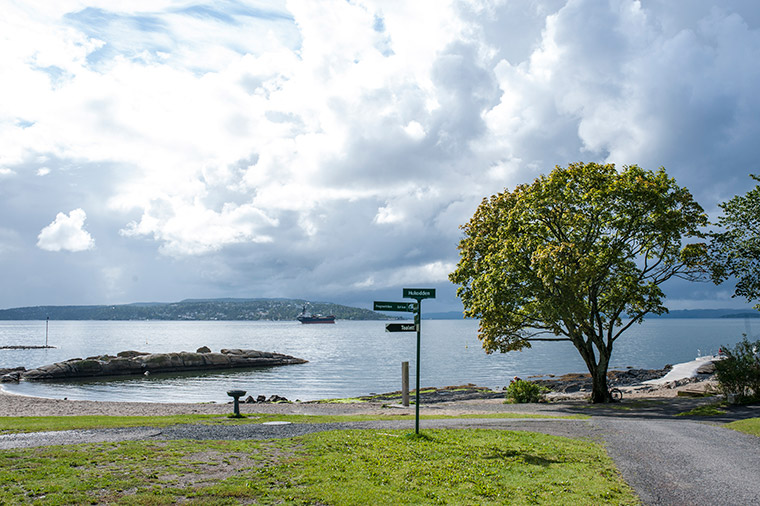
[1,0,759,312]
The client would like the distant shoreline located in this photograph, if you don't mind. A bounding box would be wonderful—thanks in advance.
[1,298,757,321]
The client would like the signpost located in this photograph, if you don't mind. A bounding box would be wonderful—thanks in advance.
[373,301,418,312]
[374,288,436,434]
[385,323,417,332]
[402,288,436,300]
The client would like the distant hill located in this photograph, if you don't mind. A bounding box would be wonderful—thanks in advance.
[424,311,471,320]
[0,299,392,321]
[424,309,760,320]
[648,309,760,319]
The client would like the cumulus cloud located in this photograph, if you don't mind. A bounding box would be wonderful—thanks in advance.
[37,209,95,252]
[2,0,759,309]
[120,200,279,256]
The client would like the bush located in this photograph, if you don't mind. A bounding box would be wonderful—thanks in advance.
[715,336,760,404]
[505,380,549,403]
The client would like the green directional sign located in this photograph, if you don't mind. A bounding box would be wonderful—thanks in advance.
[403,288,436,299]
[374,301,418,312]
[385,323,417,332]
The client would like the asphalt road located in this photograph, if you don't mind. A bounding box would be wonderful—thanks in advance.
[1,415,759,505]
[599,418,760,506]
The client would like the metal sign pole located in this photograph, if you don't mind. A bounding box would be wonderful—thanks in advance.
[414,299,421,434]
[375,289,435,436]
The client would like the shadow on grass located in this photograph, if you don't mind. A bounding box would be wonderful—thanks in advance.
[550,396,760,423]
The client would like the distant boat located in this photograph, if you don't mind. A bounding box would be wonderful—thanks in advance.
[297,305,335,324]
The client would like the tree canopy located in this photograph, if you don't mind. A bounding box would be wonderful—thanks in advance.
[449,162,708,402]
[709,175,760,309]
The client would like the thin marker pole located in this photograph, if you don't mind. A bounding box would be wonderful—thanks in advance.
[415,299,421,434]
[45,316,49,347]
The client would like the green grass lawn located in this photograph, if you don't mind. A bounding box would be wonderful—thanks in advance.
[0,429,637,505]
[725,417,760,437]
[0,412,587,435]
[675,403,728,417]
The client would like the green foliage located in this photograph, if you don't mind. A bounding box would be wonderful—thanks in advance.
[675,403,728,417]
[0,429,637,504]
[709,174,760,309]
[450,162,708,403]
[714,336,760,403]
[505,379,549,403]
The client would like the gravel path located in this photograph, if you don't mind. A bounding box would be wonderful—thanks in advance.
[598,418,760,506]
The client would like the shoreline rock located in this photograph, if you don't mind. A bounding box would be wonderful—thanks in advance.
[532,367,675,394]
[19,348,308,381]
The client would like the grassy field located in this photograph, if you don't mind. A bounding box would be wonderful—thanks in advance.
[725,417,760,437]
[0,412,587,435]
[0,428,638,505]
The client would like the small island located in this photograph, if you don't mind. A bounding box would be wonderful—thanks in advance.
[2,347,307,382]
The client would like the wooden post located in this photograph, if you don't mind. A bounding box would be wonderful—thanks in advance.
[401,361,409,406]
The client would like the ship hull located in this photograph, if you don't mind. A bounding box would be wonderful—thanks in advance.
[297,316,335,324]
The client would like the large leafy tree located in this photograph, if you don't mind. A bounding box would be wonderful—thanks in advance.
[709,175,760,308]
[449,162,708,403]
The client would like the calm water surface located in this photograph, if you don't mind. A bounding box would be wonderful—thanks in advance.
[0,318,756,403]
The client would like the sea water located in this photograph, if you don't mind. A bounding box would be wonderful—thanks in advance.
[0,318,756,403]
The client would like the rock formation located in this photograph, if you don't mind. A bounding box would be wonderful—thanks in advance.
[19,347,308,381]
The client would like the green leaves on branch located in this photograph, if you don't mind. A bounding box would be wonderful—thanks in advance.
[449,162,708,403]
[708,174,760,309]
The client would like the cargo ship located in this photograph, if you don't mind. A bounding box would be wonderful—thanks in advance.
[296,305,335,324]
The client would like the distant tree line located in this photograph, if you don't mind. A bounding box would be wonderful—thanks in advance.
[0,299,392,321]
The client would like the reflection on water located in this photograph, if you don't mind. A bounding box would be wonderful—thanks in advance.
[0,318,755,403]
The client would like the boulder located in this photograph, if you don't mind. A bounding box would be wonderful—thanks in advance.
[696,361,716,374]
[0,367,25,376]
[178,351,206,368]
[1,371,22,383]
[202,353,232,367]
[117,350,148,358]
[102,357,144,376]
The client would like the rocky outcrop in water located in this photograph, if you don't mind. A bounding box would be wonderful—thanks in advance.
[20,348,308,381]
[0,367,26,383]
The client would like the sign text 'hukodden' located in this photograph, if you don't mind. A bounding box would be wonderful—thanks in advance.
[402,288,436,299]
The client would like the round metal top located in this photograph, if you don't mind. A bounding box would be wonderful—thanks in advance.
[226,390,247,397]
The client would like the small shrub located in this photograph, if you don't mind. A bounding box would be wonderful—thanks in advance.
[715,336,760,404]
[505,380,549,403]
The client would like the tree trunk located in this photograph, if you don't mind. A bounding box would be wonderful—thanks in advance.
[590,365,611,403]
[589,344,611,403]
[574,335,612,403]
